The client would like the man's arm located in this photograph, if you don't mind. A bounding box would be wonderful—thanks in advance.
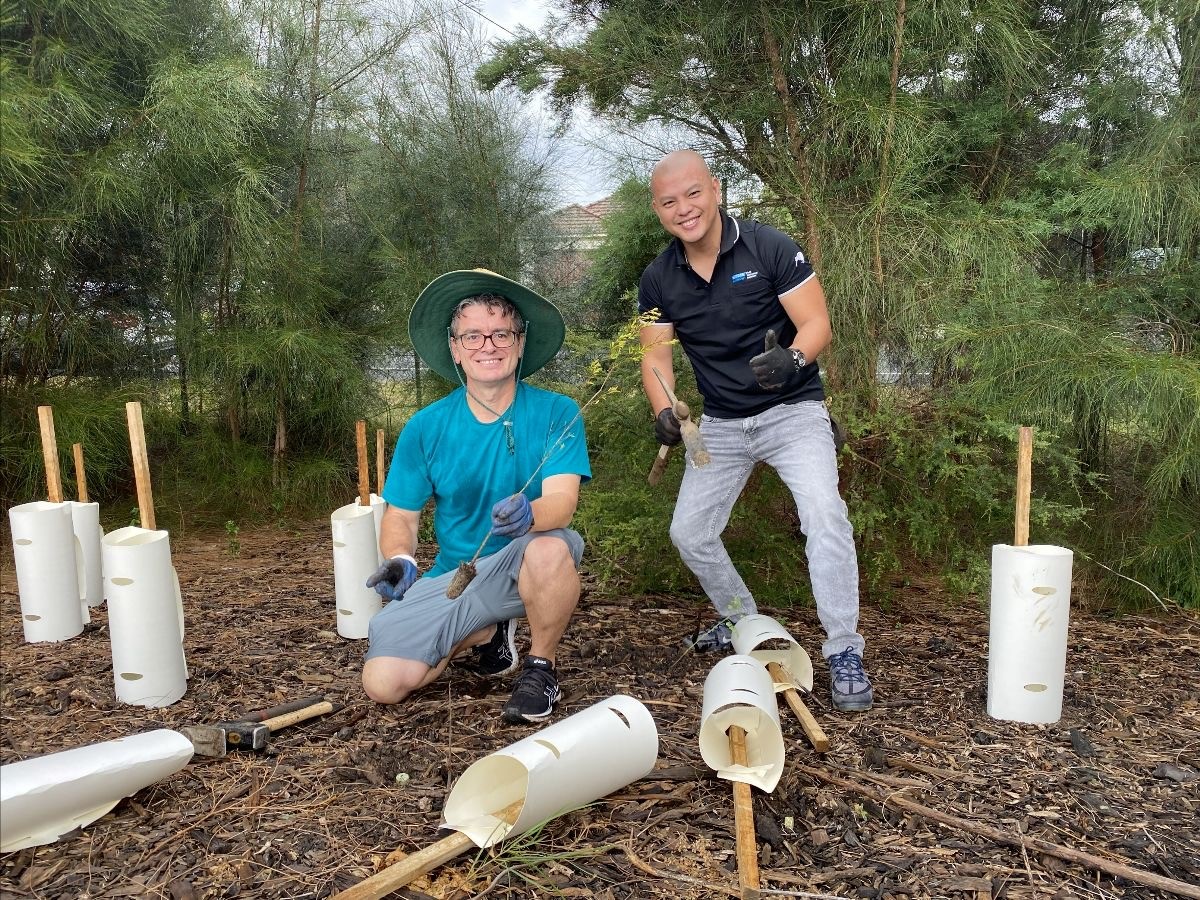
[529,473,581,531]
[640,322,677,414]
[777,276,833,361]
[378,505,420,560]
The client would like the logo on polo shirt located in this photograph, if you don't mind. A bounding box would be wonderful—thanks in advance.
[731,270,759,283]
[794,250,806,266]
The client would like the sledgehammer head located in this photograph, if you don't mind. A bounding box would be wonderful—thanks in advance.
[180,721,270,758]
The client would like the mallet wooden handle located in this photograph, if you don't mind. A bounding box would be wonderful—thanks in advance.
[767,662,830,753]
[356,420,370,507]
[332,800,523,900]
[728,726,760,900]
[263,700,336,732]
[239,694,327,723]
[1014,426,1033,546]
[37,406,64,503]
[126,402,156,530]
[72,443,88,503]
[648,444,672,484]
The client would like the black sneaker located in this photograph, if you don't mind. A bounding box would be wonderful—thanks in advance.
[501,656,560,724]
[686,618,735,652]
[466,620,518,677]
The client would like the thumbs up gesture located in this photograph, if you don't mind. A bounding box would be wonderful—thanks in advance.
[748,329,798,390]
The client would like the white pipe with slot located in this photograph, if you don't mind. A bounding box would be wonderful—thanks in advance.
[102,526,188,707]
[441,694,659,846]
[7,501,86,642]
[0,729,194,852]
[987,543,1074,724]
[699,655,785,792]
[731,614,814,691]
[69,500,105,607]
[331,501,382,639]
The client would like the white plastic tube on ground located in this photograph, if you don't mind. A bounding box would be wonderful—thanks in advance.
[441,694,659,847]
[102,526,188,708]
[699,655,785,792]
[988,544,1074,724]
[0,729,194,852]
[331,502,382,639]
[8,501,85,643]
[70,500,105,607]
[731,614,814,692]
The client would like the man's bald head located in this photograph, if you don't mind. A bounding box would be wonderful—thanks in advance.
[649,150,723,250]
[650,150,712,190]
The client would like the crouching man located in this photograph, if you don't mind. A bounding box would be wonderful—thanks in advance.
[362,269,590,724]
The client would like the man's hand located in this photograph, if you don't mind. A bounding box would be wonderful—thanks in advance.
[365,555,419,602]
[491,494,533,538]
[655,408,683,446]
[749,329,800,391]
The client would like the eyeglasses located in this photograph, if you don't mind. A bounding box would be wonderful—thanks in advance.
[451,329,520,350]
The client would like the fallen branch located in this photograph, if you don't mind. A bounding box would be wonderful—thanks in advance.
[795,764,1200,900]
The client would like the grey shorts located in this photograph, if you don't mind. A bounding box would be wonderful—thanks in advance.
[364,528,584,667]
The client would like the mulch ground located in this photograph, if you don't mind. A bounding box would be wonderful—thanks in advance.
[1,520,1198,900]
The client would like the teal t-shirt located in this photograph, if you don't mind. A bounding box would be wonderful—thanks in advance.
[382,383,592,576]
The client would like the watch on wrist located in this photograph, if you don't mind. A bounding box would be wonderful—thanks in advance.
[790,348,807,371]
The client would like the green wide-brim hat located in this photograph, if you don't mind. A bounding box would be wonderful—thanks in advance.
[409,268,566,383]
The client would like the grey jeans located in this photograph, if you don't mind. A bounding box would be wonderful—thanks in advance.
[670,400,864,660]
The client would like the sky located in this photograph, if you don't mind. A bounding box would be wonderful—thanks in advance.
[471,0,623,207]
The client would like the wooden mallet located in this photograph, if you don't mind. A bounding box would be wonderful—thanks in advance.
[647,366,710,484]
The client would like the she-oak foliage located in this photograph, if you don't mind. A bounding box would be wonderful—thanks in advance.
[481,0,1199,607]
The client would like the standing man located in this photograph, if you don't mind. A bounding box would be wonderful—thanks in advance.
[362,269,590,724]
[638,150,872,712]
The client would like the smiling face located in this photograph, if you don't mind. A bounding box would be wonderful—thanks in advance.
[650,151,723,249]
[448,298,525,390]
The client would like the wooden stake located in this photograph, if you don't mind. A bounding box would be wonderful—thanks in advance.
[37,406,63,503]
[332,800,522,900]
[72,443,88,503]
[126,402,156,530]
[1014,426,1033,546]
[727,725,760,900]
[766,662,830,753]
[355,420,369,507]
[375,428,385,495]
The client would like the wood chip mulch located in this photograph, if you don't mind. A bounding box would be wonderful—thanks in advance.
[1,521,1198,900]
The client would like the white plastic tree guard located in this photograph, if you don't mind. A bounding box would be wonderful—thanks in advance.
[699,655,785,793]
[70,500,105,607]
[731,614,814,691]
[330,501,383,639]
[8,501,87,643]
[102,526,188,708]
[0,729,194,852]
[988,544,1074,724]
[441,694,659,847]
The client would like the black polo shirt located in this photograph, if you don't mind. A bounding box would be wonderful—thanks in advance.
[638,211,825,418]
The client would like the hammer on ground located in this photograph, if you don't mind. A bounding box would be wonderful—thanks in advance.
[182,695,339,758]
[647,366,711,485]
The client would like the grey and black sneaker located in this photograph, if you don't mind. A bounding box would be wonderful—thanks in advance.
[828,646,873,711]
[466,620,518,677]
[501,656,560,724]
[687,618,735,652]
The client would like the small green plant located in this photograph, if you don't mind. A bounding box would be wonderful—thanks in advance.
[128,506,140,527]
[224,520,241,557]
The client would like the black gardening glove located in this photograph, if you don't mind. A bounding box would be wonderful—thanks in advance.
[365,555,419,602]
[749,329,802,391]
[655,408,683,447]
